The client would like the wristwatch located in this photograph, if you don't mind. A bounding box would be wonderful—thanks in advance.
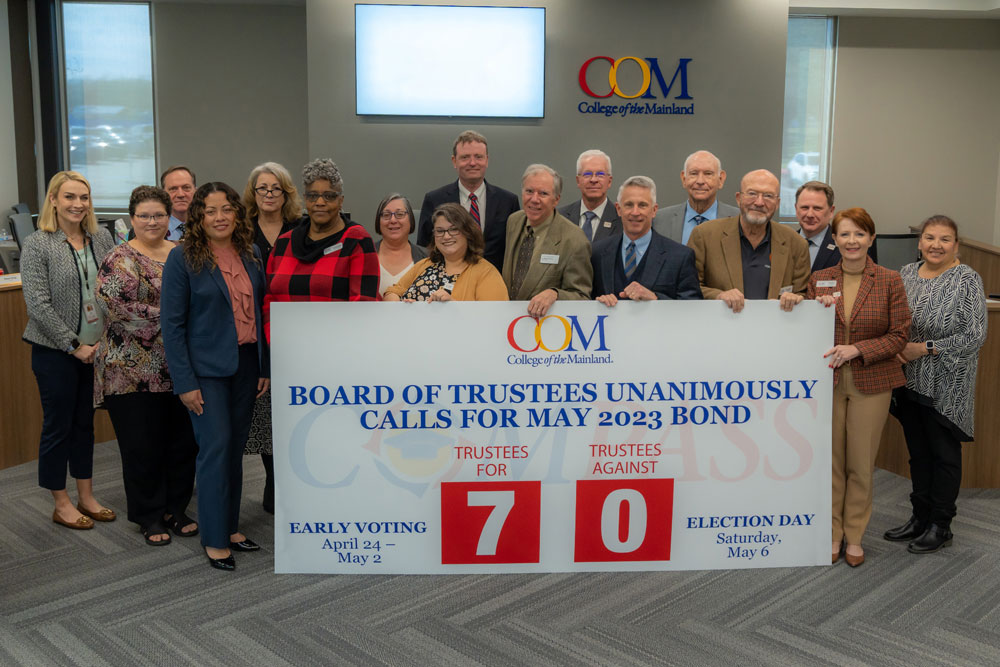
[65,338,80,353]
[925,340,935,355]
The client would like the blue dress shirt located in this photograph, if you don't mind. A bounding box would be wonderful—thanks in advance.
[620,229,653,270]
[681,201,720,245]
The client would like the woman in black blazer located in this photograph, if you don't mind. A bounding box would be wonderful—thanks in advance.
[161,182,269,571]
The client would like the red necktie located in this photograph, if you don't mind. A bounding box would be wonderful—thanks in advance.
[469,193,481,226]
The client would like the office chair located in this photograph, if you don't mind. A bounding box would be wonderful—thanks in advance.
[11,203,30,215]
[8,212,36,250]
[873,233,919,272]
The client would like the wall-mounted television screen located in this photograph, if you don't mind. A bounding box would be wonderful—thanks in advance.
[356,4,545,118]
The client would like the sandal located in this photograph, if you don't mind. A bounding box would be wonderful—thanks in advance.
[142,521,172,547]
[164,512,199,537]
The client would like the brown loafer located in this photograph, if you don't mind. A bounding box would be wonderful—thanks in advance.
[77,503,116,522]
[53,510,94,530]
[844,551,865,567]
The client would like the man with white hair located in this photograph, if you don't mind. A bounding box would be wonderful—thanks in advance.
[653,150,738,244]
[688,169,809,312]
[558,149,621,243]
[502,164,592,317]
[591,175,701,305]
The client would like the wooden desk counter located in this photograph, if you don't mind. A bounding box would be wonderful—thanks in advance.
[1,284,115,471]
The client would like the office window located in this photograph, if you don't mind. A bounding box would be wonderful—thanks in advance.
[779,16,836,219]
[62,2,155,208]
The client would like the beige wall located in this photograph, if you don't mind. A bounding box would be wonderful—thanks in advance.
[831,17,1000,245]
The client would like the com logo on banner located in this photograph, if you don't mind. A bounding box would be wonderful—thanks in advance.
[506,314,610,353]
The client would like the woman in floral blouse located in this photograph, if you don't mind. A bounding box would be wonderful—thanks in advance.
[95,185,198,546]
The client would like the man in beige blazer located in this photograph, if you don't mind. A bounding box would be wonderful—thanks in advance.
[502,164,593,317]
[688,169,810,313]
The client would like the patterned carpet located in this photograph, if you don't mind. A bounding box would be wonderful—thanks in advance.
[2,441,999,666]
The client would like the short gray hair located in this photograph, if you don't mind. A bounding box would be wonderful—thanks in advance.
[521,163,562,198]
[617,175,657,205]
[575,149,612,176]
[302,158,343,190]
[682,150,722,174]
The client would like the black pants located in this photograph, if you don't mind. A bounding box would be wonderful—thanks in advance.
[31,344,94,490]
[894,393,963,528]
[104,392,198,529]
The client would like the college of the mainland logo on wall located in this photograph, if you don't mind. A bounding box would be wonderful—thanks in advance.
[577,56,694,117]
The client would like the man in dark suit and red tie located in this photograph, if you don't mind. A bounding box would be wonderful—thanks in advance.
[591,175,702,305]
[795,180,877,272]
[558,149,622,244]
[416,130,520,271]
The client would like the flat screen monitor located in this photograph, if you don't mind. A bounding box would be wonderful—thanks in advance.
[356,4,545,118]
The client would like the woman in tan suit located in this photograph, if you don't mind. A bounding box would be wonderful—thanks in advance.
[808,207,911,567]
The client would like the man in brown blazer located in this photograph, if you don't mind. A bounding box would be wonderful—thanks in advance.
[502,164,593,317]
[687,169,810,313]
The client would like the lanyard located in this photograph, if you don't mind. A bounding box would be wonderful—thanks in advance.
[67,238,94,291]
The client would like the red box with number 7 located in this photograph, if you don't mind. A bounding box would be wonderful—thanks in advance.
[440,481,541,564]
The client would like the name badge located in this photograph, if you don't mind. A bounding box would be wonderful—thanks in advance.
[540,254,559,265]
[826,243,837,251]
[602,221,612,228]
[833,291,841,298]
[779,285,793,294]
[323,243,344,255]
[83,302,100,324]
[816,280,837,288]
[443,281,455,293]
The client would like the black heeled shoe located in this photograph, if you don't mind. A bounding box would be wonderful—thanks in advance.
[884,516,927,542]
[206,552,235,571]
[230,538,261,552]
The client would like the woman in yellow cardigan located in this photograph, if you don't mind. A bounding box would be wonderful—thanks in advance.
[383,203,508,302]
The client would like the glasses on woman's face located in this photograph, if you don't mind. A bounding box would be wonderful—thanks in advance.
[433,226,460,238]
[304,191,341,203]
[135,212,169,223]
[380,210,409,221]
[254,186,284,197]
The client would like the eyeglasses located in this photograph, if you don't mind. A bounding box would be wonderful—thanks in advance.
[254,186,284,197]
[433,227,460,238]
[741,190,778,203]
[134,213,168,222]
[579,171,609,179]
[380,210,409,221]
[304,191,342,202]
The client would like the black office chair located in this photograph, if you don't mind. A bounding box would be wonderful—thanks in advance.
[873,233,919,272]
[8,212,36,250]
[11,202,30,215]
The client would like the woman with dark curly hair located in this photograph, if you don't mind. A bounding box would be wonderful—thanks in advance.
[383,203,508,301]
[95,185,198,546]
[161,182,270,571]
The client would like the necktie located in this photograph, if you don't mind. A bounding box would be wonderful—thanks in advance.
[509,226,534,299]
[469,193,481,226]
[693,215,706,225]
[582,211,597,241]
[624,241,637,282]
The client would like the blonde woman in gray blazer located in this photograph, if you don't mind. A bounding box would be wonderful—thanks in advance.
[20,171,116,530]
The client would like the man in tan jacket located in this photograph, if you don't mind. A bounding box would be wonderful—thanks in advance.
[687,169,810,313]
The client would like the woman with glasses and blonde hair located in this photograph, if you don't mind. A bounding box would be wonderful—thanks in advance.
[95,185,198,545]
[161,182,269,571]
[383,203,507,302]
[263,158,380,343]
[20,170,116,530]
[241,162,303,513]
[373,193,426,297]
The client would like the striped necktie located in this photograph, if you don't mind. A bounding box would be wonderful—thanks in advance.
[469,193,481,226]
[624,241,637,281]
[693,214,706,225]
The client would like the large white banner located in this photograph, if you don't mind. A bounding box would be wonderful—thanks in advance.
[271,301,833,574]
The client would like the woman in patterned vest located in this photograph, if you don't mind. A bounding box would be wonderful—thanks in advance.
[885,215,987,554]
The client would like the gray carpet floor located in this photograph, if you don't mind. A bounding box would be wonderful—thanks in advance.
[2,440,999,666]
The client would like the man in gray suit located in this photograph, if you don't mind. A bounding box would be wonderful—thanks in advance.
[652,150,739,244]
[558,149,621,243]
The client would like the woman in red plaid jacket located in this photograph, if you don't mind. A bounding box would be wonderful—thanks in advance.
[263,159,380,344]
[808,207,911,568]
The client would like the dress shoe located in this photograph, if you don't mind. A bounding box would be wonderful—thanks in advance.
[206,553,236,571]
[77,503,116,522]
[908,524,953,554]
[844,550,865,567]
[230,538,261,552]
[53,509,94,530]
[884,516,927,542]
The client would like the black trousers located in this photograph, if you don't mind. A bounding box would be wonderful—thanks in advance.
[894,393,963,528]
[31,344,94,490]
[104,392,198,529]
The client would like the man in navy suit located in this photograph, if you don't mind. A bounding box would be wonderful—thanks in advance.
[416,130,520,270]
[652,150,739,244]
[558,149,621,243]
[591,175,702,305]
[795,181,841,272]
